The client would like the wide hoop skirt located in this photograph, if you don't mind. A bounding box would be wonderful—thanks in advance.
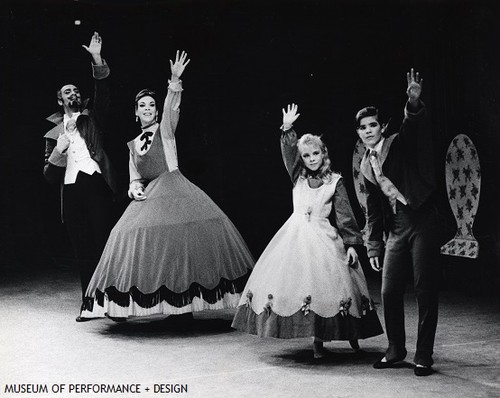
[231,213,383,341]
[82,169,254,318]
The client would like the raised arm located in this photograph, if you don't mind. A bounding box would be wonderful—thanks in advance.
[280,103,301,182]
[160,50,190,141]
[83,32,110,128]
[400,68,427,141]
[400,68,435,197]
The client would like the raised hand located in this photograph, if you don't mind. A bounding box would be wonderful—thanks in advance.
[82,32,102,57]
[406,68,423,103]
[282,103,300,130]
[170,50,190,80]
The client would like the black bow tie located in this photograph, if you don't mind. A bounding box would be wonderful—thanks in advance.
[140,131,154,151]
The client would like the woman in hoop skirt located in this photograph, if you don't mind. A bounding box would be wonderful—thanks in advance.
[81,51,254,320]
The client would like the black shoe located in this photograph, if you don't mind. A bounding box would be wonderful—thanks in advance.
[414,365,433,376]
[349,340,360,351]
[373,355,406,369]
[75,315,93,322]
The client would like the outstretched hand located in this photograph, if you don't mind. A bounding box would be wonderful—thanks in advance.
[282,103,300,130]
[406,68,423,103]
[170,50,190,80]
[82,32,102,58]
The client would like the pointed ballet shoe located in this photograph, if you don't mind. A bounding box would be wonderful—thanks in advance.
[414,364,433,376]
[373,355,406,369]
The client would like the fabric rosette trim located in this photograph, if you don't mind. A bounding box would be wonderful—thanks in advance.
[339,298,352,317]
[232,299,383,341]
[301,295,312,315]
[264,294,274,315]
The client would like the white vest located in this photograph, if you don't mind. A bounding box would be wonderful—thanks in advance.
[64,114,101,184]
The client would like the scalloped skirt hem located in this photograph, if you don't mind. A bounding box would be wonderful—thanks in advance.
[231,305,384,341]
[81,292,242,318]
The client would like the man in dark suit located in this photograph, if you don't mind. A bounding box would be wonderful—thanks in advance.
[43,32,117,322]
[357,69,440,376]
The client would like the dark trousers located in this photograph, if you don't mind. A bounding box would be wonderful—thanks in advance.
[63,172,114,305]
[382,203,440,366]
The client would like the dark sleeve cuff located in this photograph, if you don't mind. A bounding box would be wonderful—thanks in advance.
[404,100,426,121]
[93,60,110,80]
[366,241,384,258]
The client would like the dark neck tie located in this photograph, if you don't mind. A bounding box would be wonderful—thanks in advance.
[140,131,154,151]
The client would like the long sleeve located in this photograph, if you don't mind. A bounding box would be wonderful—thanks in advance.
[331,178,364,246]
[160,80,182,141]
[159,80,183,170]
[43,138,66,184]
[398,100,427,155]
[128,150,143,184]
[280,128,301,183]
[364,176,386,257]
[395,100,435,209]
[91,60,111,130]
[127,150,148,198]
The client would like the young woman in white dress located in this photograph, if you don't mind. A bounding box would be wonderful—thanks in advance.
[232,104,383,358]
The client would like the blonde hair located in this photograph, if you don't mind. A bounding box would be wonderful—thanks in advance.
[297,133,336,183]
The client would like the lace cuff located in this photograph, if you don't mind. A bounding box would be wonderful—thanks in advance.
[168,79,183,92]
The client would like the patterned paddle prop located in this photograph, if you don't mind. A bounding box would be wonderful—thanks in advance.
[440,134,481,258]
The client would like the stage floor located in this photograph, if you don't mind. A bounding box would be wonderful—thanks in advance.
[1,264,499,398]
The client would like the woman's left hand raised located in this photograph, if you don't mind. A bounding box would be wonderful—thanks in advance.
[170,50,190,79]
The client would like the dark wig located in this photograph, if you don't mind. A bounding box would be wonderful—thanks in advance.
[134,89,157,109]
[354,106,379,128]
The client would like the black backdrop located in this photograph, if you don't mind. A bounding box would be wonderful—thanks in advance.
[1,0,499,295]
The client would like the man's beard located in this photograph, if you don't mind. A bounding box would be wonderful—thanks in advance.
[68,100,82,111]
